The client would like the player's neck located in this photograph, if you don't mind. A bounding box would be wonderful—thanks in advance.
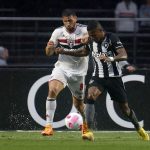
[66,25,76,33]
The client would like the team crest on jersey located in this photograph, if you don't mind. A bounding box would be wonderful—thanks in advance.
[101,42,109,53]
[103,42,109,49]
[67,37,74,48]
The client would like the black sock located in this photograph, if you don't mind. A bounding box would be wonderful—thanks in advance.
[127,109,140,130]
[85,99,95,129]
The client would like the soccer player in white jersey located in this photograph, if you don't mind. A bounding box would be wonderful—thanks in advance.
[84,20,149,141]
[41,9,94,141]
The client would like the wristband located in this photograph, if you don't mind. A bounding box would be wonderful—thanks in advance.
[108,57,114,62]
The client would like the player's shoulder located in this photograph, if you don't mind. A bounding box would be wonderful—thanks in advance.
[76,23,87,28]
[54,26,63,32]
[76,23,87,33]
[52,26,64,35]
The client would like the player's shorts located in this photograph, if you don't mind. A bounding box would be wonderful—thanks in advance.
[49,67,86,100]
[89,76,128,103]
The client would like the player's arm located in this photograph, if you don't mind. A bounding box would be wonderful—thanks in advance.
[45,29,59,56]
[100,34,127,62]
[55,46,89,57]
[81,32,89,44]
[113,47,127,61]
[45,41,55,56]
[100,47,127,62]
[120,61,136,73]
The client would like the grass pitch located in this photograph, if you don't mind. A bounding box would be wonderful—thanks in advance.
[0,131,149,150]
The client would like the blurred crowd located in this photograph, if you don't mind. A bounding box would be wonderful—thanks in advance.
[0,0,147,17]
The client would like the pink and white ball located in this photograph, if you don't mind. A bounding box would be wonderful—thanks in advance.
[65,112,83,130]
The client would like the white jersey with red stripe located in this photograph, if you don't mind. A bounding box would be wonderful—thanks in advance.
[49,23,89,76]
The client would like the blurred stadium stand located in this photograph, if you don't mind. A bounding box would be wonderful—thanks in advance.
[0,0,150,68]
[1,16,150,68]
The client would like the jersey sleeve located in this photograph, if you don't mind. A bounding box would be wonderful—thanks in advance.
[110,33,124,50]
[82,26,88,35]
[49,29,59,47]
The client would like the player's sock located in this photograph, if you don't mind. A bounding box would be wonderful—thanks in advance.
[85,99,95,129]
[46,97,56,125]
[127,109,140,130]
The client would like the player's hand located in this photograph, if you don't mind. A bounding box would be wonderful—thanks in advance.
[99,54,114,62]
[81,33,89,44]
[126,65,136,72]
[99,54,110,62]
[55,47,64,55]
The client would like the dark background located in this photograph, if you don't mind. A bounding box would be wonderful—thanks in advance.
[0,0,146,17]
[0,67,150,130]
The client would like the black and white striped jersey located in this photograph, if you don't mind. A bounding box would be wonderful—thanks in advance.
[88,32,124,78]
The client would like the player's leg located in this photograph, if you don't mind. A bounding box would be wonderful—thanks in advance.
[41,68,66,136]
[73,96,94,141]
[68,75,94,141]
[41,79,64,136]
[85,99,95,129]
[108,77,149,140]
[119,102,149,141]
[85,86,102,129]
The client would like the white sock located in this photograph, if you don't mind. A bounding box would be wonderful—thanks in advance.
[46,98,56,125]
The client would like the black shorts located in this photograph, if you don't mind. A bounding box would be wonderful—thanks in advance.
[89,76,128,103]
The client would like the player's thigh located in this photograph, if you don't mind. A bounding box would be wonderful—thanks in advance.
[48,80,64,95]
[48,68,67,96]
[107,77,127,103]
[68,75,85,100]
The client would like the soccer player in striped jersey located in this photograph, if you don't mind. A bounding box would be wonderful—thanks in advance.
[84,20,149,140]
[85,60,136,129]
[41,9,94,141]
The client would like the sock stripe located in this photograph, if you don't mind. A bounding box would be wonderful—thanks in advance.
[47,97,55,101]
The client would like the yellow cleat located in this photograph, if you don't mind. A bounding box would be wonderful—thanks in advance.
[41,124,54,136]
[82,123,94,141]
[137,127,149,141]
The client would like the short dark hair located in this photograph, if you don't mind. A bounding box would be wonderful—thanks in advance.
[87,20,103,31]
[61,9,76,17]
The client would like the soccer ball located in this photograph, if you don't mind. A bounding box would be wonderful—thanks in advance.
[65,112,83,130]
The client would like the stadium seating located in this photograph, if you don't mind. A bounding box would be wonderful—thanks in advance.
[0,7,150,68]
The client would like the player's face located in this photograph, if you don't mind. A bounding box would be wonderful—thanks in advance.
[62,15,77,32]
[88,28,104,42]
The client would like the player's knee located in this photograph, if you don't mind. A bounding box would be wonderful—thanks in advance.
[87,87,101,100]
[74,102,84,113]
[48,87,60,97]
[87,93,97,100]
[86,98,95,104]
[48,80,64,97]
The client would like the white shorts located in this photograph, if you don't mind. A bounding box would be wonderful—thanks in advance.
[49,67,86,100]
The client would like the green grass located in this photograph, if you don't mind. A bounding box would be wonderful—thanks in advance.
[0,131,149,150]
